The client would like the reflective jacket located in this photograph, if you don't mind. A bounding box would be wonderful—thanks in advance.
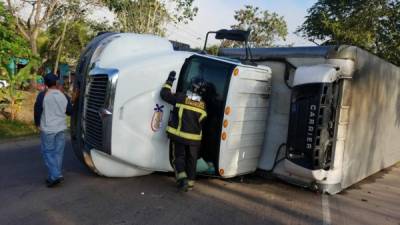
[160,81,207,146]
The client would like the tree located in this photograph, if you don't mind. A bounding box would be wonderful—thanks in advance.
[102,0,198,36]
[205,45,220,56]
[0,2,35,120]
[5,0,103,91]
[49,0,112,73]
[5,0,101,56]
[40,19,113,68]
[227,5,288,47]
[0,2,30,63]
[297,0,400,66]
[5,0,60,56]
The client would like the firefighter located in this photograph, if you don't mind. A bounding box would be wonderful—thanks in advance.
[160,71,207,192]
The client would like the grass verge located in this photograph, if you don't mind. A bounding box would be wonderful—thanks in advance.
[0,119,39,140]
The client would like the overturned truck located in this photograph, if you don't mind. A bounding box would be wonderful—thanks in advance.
[71,32,400,194]
[221,45,400,194]
[70,32,272,179]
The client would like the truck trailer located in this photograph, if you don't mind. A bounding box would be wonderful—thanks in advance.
[70,32,272,178]
[221,45,400,194]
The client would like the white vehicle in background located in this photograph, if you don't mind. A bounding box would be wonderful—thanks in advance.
[71,31,272,178]
[0,80,9,88]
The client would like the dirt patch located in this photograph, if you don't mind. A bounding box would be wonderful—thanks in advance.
[18,91,37,122]
[0,91,37,122]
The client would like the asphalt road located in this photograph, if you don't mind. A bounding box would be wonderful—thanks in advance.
[0,136,399,225]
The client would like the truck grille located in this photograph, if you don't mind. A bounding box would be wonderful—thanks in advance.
[84,75,108,150]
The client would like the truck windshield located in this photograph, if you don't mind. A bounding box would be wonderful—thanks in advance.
[177,56,235,172]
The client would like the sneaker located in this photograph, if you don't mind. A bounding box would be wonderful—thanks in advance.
[46,178,62,188]
[177,179,188,192]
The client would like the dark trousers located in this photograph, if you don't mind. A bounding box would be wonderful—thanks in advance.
[170,141,199,180]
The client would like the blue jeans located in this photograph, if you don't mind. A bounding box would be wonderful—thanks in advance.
[40,131,65,181]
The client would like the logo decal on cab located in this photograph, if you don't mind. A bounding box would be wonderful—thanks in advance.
[151,104,164,132]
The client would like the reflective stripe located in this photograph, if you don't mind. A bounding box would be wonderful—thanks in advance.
[167,126,202,141]
[188,180,195,187]
[177,106,184,131]
[176,103,207,119]
[163,84,172,89]
[177,171,187,180]
[168,103,206,141]
[199,113,206,122]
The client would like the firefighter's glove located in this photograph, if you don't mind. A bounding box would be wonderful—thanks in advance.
[167,71,176,84]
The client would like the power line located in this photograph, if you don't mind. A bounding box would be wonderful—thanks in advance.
[169,32,203,47]
[185,26,207,40]
[166,25,204,47]
[167,31,201,46]
[169,24,203,42]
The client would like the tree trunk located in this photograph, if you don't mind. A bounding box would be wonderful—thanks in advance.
[30,30,39,89]
[9,85,16,120]
[54,20,69,75]
[138,1,143,32]
[145,1,153,33]
[10,101,16,121]
[151,2,160,34]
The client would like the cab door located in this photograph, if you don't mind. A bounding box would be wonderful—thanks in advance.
[176,55,235,172]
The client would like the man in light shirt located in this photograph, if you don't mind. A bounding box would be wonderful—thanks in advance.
[34,73,72,187]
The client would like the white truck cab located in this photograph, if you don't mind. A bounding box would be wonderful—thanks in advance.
[71,32,272,178]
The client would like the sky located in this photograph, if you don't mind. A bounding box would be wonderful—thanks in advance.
[165,0,318,48]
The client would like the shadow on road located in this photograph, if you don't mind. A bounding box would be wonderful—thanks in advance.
[0,137,399,225]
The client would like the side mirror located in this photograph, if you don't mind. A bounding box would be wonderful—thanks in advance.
[215,29,250,42]
[202,29,253,61]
